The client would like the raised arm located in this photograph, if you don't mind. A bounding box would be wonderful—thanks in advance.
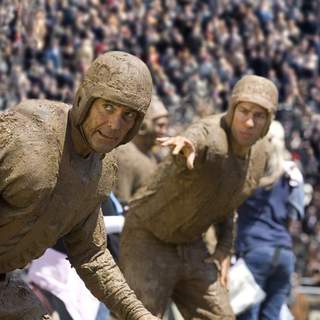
[157,118,211,170]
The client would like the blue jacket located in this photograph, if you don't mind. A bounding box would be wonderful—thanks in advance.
[236,172,304,254]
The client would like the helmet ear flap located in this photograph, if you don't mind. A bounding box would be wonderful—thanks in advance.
[138,119,152,136]
[72,86,87,125]
[261,112,275,138]
[73,88,96,126]
[138,122,148,135]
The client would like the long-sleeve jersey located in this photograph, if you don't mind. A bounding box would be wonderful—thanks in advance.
[126,114,272,256]
[0,99,154,320]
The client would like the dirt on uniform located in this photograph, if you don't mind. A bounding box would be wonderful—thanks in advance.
[119,75,278,319]
[115,142,157,204]
[0,51,156,320]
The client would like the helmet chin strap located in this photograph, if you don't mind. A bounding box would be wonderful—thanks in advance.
[260,111,274,139]
[69,112,95,157]
[76,97,97,155]
[79,125,94,153]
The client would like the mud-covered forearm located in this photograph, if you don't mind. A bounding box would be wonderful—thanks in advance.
[181,118,210,152]
[65,210,155,320]
[215,212,237,257]
[76,249,154,320]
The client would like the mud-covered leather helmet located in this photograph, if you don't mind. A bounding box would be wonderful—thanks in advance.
[224,75,278,138]
[72,51,153,145]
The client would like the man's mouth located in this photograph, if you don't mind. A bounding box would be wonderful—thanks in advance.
[97,130,117,141]
[239,131,254,139]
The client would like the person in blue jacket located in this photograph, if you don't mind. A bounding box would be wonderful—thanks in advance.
[236,120,304,320]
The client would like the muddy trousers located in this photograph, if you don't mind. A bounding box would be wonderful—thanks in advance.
[0,273,52,320]
[120,225,235,320]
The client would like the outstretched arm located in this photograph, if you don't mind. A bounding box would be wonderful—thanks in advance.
[157,118,211,170]
[157,136,196,169]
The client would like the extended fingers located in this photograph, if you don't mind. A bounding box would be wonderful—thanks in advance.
[156,137,172,146]
[172,141,184,155]
[186,152,195,170]
[156,137,170,143]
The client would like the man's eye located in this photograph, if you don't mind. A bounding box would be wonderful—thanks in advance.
[103,104,114,111]
[239,108,249,115]
[255,113,267,121]
[125,111,137,120]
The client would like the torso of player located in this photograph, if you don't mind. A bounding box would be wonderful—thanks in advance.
[128,115,269,243]
[0,100,116,272]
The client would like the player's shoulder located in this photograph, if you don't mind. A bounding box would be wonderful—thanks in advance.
[203,114,230,157]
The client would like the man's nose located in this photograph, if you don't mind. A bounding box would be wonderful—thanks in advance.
[108,113,122,130]
[244,116,254,128]
[158,126,167,137]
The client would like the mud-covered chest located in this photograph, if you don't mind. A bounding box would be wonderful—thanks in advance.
[203,154,264,215]
[50,151,116,219]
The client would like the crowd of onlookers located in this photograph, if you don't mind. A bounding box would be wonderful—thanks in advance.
[1,0,320,283]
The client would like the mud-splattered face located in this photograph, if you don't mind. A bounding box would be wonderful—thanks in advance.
[82,98,138,154]
[231,102,268,155]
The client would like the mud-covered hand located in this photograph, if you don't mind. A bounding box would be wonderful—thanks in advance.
[219,255,231,288]
[157,136,196,170]
[205,251,231,289]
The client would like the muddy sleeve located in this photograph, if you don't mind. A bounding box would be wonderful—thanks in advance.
[215,212,237,257]
[64,209,155,320]
[181,118,210,156]
[0,133,51,217]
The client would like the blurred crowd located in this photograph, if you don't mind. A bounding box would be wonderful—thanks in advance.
[1,0,320,283]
